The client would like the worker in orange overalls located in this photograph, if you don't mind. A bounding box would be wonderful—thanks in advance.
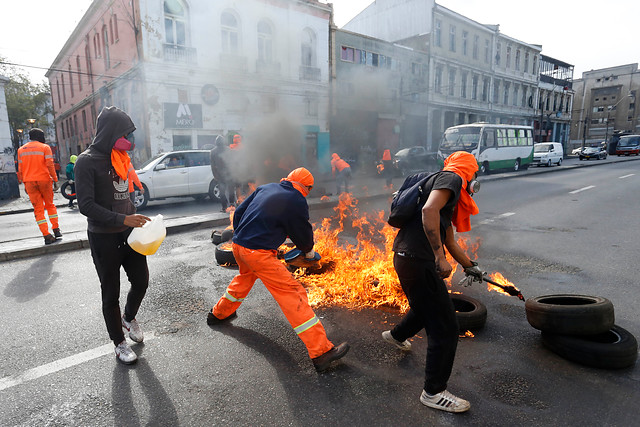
[382,148,393,188]
[207,167,350,372]
[331,153,352,195]
[17,128,61,245]
[127,162,143,203]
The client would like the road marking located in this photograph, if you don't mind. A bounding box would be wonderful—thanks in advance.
[569,186,595,194]
[619,174,635,179]
[497,212,516,218]
[477,212,516,225]
[0,332,156,391]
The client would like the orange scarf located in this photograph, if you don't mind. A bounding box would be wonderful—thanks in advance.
[443,152,479,232]
[111,149,132,181]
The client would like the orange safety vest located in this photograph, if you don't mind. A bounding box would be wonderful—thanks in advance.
[382,149,391,161]
[17,140,57,183]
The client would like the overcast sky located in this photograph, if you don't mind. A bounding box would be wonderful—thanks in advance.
[1,0,638,83]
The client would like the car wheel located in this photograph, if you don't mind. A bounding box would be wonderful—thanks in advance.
[514,159,521,171]
[579,156,584,161]
[60,181,76,200]
[557,158,562,166]
[451,294,487,332]
[541,325,638,369]
[480,161,490,175]
[546,159,551,167]
[215,242,237,266]
[525,294,615,336]
[133,185,149,210]
[209,180,221,202]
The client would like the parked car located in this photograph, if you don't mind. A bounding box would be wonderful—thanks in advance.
[532,142,563,167]
[580,145,608,161]
[393,146,435,176]
[133,150,220,209]
[571,147,584,155]
[615,135,640,156]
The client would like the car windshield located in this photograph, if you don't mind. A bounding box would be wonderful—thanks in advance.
[441,127,480,151]
[139,153,166,170]
[618,136,640,147]
[394,148,410,157]
[534,144,552,153]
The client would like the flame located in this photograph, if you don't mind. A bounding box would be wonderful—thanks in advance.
[460,330,474,338]
[376,163,384,174]
[486,271,521,297]
[320,195,330,202]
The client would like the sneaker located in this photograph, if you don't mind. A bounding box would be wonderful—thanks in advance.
[312,342,350,372]
[420,389,470,413]
[382,330,412,351]
[122,316,144,343]
[44,234,56,245]
[53,228,62,238]
[207,310,237,325]
[115,340,138,365]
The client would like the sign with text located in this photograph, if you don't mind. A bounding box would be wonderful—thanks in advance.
[163,103,203,129]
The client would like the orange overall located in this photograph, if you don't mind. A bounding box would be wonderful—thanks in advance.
[213,243,334,358]
[17,140,59,236]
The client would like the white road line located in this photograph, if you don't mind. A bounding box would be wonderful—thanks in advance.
[619,174,635,179]
[477,212,516,226]
[0,332,156,391]
[569,185,595,194]
[497,212,516,218]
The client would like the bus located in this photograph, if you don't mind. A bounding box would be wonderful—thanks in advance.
[438,123,534,174]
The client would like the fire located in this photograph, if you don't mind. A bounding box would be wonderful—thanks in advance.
[320,195,330,202]
[460,330,474,338]
[486,271,522,299]
[376,163,384,174]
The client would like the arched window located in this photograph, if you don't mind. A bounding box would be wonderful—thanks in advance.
[221,11,239,53]
[102,25,110,68]
[112,14,119,41]
[301,28,316,67]
[164,0,186,46]
[68,63,74,97]
[93,34,101,58]
[257,20,273,63]
[76,56,83,91]
[85,44,92,87]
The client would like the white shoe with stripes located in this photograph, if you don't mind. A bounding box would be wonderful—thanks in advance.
[420,389,470,413]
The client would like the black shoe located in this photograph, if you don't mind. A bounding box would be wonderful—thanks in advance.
[207,310,237,325]
[53,228,62,238]
[44,234,56,245]
[312,342,350,372]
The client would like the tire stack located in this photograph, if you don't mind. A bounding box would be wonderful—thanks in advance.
[525,294,638,369]
[211,228,236,266]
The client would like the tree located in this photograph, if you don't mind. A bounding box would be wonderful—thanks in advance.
[0,56,53,153]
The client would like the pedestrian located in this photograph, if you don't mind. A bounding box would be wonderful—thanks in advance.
[382,148,393,188]
[331,153,352,195]
[65,155,77,208]
[74,106,152,365]
[17,128,62,244]
[382,151,484,413]
[209,135,235,212]
[207,167,350,372]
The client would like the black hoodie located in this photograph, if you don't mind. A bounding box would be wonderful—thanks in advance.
[75,106,136,233]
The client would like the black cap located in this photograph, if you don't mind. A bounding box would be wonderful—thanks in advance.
[29,128,46,143]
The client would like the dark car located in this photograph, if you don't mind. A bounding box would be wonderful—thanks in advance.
[393,146,435,175]
[615,135,640,156]
[579,145,608,160]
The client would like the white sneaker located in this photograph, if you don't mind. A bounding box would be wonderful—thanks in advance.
[382,330,412,351]
[122,316,144,343]
[115,340,138,365]
[420,389,470,413]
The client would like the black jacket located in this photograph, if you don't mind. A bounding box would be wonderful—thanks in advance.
[75,107,136,233]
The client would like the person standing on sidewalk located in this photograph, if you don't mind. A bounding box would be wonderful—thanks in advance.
[65,155,77,208]
[382,151,484,413]
[75,106,152,365]
[382,148,393,188]
[207,167,350,372]
[17,128,62,245]
[209,135,235,212]
[331,153,352,195]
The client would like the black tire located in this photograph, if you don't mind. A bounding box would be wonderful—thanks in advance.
[60,181,76,201]
[525,294,614,336]
[557,158,562,166]
[215,243,237,266]
[513,159,521,171]
[212,228,234,245]
[451,294,487,331]
[541,325,638,369]
[546,159,551,167]
[133,185,149,210]
[209,180,221,202]
[480,161,490,175]
[579,156,584,161]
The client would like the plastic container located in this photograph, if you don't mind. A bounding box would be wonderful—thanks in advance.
[127,214,166,255]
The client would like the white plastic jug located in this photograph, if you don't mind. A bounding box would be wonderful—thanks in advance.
[127,214,166,255]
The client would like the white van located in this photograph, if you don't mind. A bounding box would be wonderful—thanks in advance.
[532,142,563,167]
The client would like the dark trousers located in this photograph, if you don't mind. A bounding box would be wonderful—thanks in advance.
[88,230,149,345]
[383,160,393,186]
[391,253,459,395]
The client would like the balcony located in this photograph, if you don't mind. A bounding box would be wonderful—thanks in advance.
[163,44,197,64]
[299,65,321,81]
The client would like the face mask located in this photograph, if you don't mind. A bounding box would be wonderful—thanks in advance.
[114,136,134,151]
[467,179,480,196]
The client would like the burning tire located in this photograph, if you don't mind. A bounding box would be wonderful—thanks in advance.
[215,242,237,266]
[525,294,614,336]
[211,228,233,245]
[541,325,638,369]
[451,294,487,331]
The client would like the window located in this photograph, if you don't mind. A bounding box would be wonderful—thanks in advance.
[68,63,74,98]
[512,84,519,106]
[301,28,316,67]
[341,46,354,62]
[462,31,468,56]
[472,75,478,100]
[61,121,65,139]
[434,19,441,47]
[493,80,500,103]
[506,46,511,69]
[61,74,66,104]
[515,49,521,71]
[503,82,510,105]
[257,20,273,63]
[448,69,456,96]
[524,52,529,73]
[185,152,210,167]
[56,80,61,109]
[435,66,443,93]
[109,19,114,44]
[461,72,467,98]
[102,25,110,68]
[484,39,490,63]
[82,110,87,132]
[496,42,501,66]
[76,56,82,91]
[482,77,489,101]
[521,87,527,107]
[85,45,92,88]
[165,0,187,46]
[112,15,119,41]
[172,136,191,151]
[305,95,318,117]
[93,34,101,58]
[532,55,537,74]
[473,35,479,60]
[449,25,456,52]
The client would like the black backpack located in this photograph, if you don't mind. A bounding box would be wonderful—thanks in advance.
[387,171,437,228]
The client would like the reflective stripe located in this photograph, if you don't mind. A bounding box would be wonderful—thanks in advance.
[45,155,54,159]
[20,151,46,156]
[37,219,47,225]
[223,291,244,303]
[49,214,58,219]
[294,316,319,335]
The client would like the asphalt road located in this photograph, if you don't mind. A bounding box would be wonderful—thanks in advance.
[1,159,639,425]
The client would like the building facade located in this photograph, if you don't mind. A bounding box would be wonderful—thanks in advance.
[570,63,639,148]
[536,55,574,152]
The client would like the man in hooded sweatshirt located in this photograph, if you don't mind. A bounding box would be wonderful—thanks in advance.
[207,167,350,372]
[74,106,151,365]
[382,151,484,413]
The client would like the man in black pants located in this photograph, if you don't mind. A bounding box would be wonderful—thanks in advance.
[75,106,151,365]
[382,151,484,413]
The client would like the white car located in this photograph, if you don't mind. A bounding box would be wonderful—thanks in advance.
[532,142,563,167]
[133,150,220,209]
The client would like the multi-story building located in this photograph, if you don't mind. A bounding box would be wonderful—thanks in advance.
[536,55,574,151]
[47,0,332,174]
[570,63,639,148]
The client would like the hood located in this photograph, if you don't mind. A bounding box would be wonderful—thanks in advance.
[90,106,135,154]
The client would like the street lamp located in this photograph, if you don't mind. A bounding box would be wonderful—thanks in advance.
[26,118,36,127]
[604,93,634,146]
